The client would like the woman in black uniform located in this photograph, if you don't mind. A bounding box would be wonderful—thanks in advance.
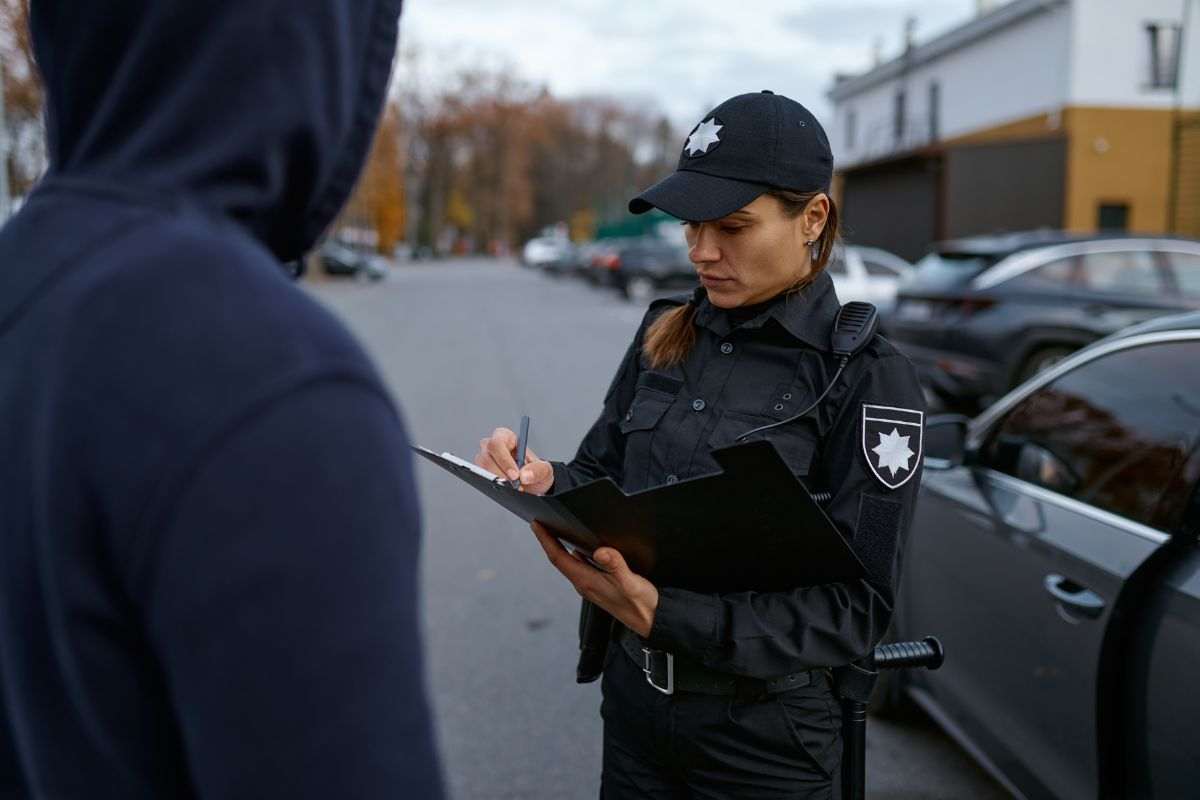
[476,91,925,799]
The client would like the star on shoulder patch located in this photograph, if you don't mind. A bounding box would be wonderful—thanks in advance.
[861,404,924,489]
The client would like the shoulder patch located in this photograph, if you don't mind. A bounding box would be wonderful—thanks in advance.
[861,404,923,489]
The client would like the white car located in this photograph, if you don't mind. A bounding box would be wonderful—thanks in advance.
[521,236,575,269]
[827,245,912,311]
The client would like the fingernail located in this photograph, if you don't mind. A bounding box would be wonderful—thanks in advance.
[507,470,519,481]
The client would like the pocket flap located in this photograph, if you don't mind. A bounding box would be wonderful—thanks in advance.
[636,371,684,395]
[619,391,673,434]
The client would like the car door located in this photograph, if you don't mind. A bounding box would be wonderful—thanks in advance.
[902,332,1200,800]
[1136,497,1200,799]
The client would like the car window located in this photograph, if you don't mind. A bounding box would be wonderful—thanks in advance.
[1161,251,1200,298]
[979,340,1200,531]
[862,257,901,277]
[911,251,996,288]
[1008,255,1081,289]
[1078,250,1164,295]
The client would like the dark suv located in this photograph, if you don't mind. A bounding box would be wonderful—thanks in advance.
[886,231,1200,410]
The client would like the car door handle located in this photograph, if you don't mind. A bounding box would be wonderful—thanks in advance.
[1043,574,1105,619]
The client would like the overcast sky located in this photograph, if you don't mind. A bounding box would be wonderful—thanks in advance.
[399,0,984,127]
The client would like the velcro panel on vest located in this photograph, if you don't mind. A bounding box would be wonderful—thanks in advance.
[854,493,902,588]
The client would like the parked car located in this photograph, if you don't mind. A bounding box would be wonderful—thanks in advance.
[521,236,576,272]
[607,238,695,302]
[886,231,1200,411]
[888,312,1200,799]
[581,238,634,286]
[826,244,912,311]
[319,239,389,281]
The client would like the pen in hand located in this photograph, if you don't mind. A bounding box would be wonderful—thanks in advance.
[512,415,530,489]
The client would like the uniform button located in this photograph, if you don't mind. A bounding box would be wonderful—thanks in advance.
[665,474,679,484]
[692,398,706,412]
[625,410,633,421]
[774,403,785,411]
[782,393,792,400]
[720,342,734,355]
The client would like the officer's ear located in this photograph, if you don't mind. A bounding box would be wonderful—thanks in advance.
[800,193,829,242]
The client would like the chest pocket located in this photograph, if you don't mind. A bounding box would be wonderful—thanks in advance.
[620,372,682,430]
[707,409,818,478]
[618,372,682,489]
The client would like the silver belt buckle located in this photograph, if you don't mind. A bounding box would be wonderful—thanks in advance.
[641,647,674,695]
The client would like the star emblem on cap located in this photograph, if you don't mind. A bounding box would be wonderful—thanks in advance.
[684,118,722,156]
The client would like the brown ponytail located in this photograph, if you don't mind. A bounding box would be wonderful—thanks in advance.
[642,190,841,369]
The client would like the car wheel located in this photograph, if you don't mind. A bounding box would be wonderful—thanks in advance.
[623,274,656,304]
[1015,345,1076,386]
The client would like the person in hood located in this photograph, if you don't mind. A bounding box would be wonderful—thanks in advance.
[0,1,443,797]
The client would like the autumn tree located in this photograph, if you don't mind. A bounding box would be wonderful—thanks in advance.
[337,103,406,253]
[0,0,45,198]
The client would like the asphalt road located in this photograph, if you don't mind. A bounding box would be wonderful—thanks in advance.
[306,258,1008,800]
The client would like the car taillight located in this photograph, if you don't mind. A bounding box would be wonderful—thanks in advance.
[600,254,621,270]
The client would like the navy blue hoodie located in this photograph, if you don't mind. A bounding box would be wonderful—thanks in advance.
[0,1,444,797]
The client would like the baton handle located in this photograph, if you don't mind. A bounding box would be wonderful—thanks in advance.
[871,636,944,671]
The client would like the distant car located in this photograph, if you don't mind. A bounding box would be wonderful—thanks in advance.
[891,312,1200,800]
[826,244,912,311]
[581,238,633,286]
[607,238,694,302]
[886,231,1200,411]
[319,240,388,281]
[521,236,576,272]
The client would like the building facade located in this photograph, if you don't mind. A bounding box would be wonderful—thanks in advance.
[825,0,1200,261]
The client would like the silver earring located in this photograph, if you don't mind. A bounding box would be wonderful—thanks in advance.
[805,239,818,261]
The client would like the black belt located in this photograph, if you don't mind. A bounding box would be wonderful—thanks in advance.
[617,627,825,697]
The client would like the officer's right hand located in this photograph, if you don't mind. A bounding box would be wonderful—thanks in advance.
[474,427,554,495]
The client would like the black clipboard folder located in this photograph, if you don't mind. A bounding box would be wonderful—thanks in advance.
[413,440,865,594]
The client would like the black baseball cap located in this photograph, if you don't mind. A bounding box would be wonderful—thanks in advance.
[629,90,833,222]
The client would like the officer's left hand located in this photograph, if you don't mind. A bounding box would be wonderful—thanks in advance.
[531,522,658,638]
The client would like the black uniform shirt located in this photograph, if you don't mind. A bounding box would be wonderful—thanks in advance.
[551,269,927,679]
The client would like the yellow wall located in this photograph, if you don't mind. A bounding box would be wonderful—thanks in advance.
[1060,107,1177,234]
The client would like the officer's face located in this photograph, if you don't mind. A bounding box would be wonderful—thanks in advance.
[683,194,825,308]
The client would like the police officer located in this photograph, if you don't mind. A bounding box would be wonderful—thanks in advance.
[476,91,925,799]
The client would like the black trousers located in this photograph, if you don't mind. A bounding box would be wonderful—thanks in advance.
[599,648,842,800]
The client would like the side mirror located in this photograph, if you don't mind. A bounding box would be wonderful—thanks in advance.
[924,414,971,470]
